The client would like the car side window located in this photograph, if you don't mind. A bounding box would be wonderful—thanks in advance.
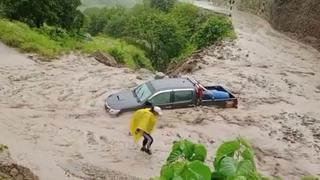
[149,92,171,105]
[174,90,193,103]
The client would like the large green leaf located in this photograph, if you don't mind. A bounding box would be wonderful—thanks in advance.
[241,148,257,171]
[246,172,263,180]
[187,160,212,180]
[241,148,253,161]
[191,144,207,162]
[238,137,253,150]
[173,162,186,177]
[211,171,225,180]
[167,140,196,162]
[214,140,240,169]
[230,176,247,180]
[216,140,241,157]
[160,164,174,179]
[180,140,195,160]
[167,149,183,163]
[236,160,254,176]
[167,141,183,162]
[180,165,198,180]
[172,176,184,180]
[218,157,237,177]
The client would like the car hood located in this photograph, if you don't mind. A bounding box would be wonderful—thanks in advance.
[106,90,141,110]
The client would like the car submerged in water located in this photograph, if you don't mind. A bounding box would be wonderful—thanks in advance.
[105,78,238,115]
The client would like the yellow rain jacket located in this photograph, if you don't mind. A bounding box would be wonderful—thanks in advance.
[130,108,157,143]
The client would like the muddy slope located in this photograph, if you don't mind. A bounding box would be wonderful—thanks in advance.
[236,0,320,51]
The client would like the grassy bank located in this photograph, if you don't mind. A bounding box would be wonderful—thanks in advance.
[0,1,235,71]
[0,19,152,69]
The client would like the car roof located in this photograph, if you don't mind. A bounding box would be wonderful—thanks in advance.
[149,78,194,91]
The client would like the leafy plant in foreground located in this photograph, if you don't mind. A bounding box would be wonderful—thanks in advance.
[160,138,263,180]
[161,140,211,180]
[212,137,260,180]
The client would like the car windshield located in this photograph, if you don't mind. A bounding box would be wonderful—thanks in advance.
[133,83,152,102]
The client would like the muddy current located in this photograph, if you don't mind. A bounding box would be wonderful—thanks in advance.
[0,2,320,180]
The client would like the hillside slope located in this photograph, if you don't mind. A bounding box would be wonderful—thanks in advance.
[236,0,320,51]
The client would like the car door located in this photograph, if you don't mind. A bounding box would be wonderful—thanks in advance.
[148,90,173,108]
[172,89,195,108]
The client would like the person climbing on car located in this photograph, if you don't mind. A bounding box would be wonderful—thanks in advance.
[129,105,162,155]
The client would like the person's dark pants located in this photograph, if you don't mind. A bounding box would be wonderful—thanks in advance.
[142,132,153,150]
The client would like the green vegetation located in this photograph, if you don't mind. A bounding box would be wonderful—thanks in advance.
[0,144,8,153]
[80,0,141,9]
[192,16,235,49]
[149,0,177,12]
[84,0,234,71]
[82,36,152,69]
[1,0,84,30]
[157,138,319,180]
[0,0,234,71]
[0,19,151,69]
[0,2,4,17]
[301,177,319,180]
[0,19,65,57]
[159,138,261,180]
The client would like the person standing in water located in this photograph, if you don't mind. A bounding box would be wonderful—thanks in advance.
[130,106,162,155]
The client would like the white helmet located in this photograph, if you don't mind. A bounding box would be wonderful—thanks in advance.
[153,106,163,116]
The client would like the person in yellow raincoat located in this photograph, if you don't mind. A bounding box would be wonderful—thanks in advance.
[130,106,162,155]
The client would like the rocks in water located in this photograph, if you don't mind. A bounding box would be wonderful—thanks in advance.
[136,68,154,80]
[154,72,166,79]
[93,52,119,67]
[217,55,224,60]
[136,75,143,80]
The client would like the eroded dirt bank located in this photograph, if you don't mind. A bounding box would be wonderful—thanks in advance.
[240,0,320,51]
[0,2,320,180]
[204,0,320,51]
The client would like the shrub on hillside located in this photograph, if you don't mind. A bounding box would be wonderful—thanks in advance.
[170,3,208,39]
[83,2,234,71]
[82,36,153,69]
[146,0,177,12]
[192,16,234,49]
[38,24,70,41]
[108,47,125,64]
[1,0,84,30]
[0,2,4,17]
[84,6,128,36]
[125,6,186,71]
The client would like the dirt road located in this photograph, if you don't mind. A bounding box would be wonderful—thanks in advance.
[0,2,320,180]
